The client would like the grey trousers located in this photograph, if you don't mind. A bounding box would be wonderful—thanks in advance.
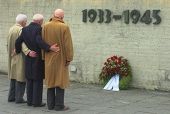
[8,79,26,103]
[47,87,65,110]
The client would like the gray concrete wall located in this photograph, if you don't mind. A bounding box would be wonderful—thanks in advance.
[1,0,170,90]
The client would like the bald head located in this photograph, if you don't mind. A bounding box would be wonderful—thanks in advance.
[32,14,44,25]
[54,9,64,20]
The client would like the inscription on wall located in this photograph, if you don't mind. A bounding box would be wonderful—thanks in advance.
[82,9,161,25]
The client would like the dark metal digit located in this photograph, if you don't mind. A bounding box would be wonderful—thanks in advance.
[140,10,152,24]
[130,10,141,24]
[152,10,161,25]
[82,9,87,23]
[88,9,97,23]
[105,9,112,23]
[123,10,130,24]
[98,9,104,23]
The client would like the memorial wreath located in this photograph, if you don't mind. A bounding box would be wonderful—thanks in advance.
[99,55,132,90]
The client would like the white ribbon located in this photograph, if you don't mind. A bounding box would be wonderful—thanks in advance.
[103,74,119,91]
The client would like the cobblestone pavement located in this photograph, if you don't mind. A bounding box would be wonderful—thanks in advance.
[0,74,170,114]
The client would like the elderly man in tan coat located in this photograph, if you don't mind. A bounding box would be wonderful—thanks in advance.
[42,9,73,111]
[7,14,36,103]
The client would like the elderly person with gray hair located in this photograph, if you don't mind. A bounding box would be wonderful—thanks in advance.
[7,14,35,103]
[15,14,60,107]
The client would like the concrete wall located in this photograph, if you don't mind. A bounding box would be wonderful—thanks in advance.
[1,0,170,90]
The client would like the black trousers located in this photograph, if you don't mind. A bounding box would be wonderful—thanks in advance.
[8,79,26,103]
[26,79,43,106]
[47,87,65,110]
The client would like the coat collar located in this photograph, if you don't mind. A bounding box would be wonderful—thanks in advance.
[15,23,22,27]
[30,22,40,26]
[51,17,64,23]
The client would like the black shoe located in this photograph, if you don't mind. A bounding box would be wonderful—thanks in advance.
[48,107,54,110]
[33,103,46,107]
[55,106,70,111]
[27,103,32,106]
[8,99,15,102]
[15,100,27,104]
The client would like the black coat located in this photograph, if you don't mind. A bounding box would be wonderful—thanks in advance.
[15,22,50,80]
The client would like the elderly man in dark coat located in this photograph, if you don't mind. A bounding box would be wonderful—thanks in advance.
[15,14,59,107]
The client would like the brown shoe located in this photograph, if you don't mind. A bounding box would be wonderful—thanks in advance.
[55,106,70,111]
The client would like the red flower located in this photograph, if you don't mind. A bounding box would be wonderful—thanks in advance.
[99,55,131,81]
[113,56,117,59]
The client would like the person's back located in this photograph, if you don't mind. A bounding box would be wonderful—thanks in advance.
[15,14,46,107]
[42,17,73,89]
[42,9,73,111]
[8,24,22,40]
[21,22,42,54]
[7,14,27,103]
[8,23,26,81]
[20,22,44,80]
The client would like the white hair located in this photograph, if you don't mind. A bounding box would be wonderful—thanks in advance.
[16,14,27,23]
[33,14,44,21]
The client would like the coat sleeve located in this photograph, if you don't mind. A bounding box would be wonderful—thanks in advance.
[7,30,12,72]
[21,42,31,55]
[64,26,74,62]
[36,34,50,52]
[36,27,50,52]
[18,29,31,55]
[41,26,45,60]
[15,31,24,54]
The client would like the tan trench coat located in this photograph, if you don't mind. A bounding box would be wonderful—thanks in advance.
[42,18,73,89]
[7,24,30,82]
